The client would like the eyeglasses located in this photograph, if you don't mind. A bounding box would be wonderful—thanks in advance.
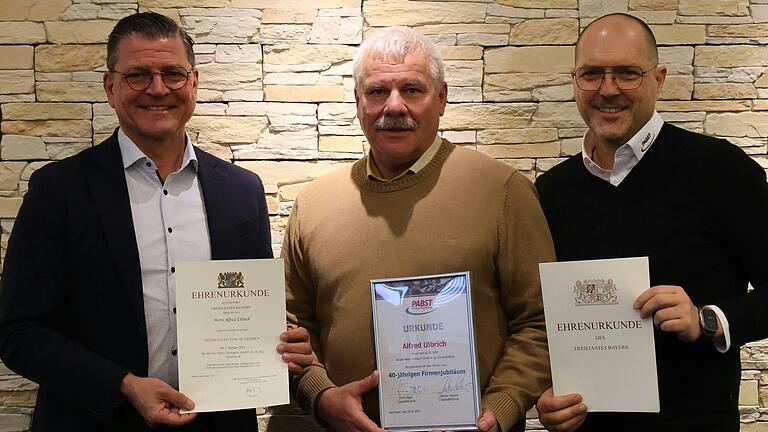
[111,67,193,91]
[572,65,657,91]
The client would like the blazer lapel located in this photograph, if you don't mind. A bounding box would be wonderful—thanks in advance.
[195,148,232,260]
[84,133,145,326]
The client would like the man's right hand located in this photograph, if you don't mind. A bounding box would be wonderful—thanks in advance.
[315,370,384,432]
[536,387,587,432]
[120,373,197,427]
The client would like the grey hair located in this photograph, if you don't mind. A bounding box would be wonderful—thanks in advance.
[352,26,445,90]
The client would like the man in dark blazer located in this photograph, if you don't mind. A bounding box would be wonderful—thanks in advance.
[0,12,312,432]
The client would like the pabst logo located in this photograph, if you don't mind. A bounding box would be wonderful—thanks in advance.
[406,297,437,315]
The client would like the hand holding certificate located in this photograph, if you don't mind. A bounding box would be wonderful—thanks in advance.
[175,258,289,413]
[370,272,481,432]
[539,257,659,413]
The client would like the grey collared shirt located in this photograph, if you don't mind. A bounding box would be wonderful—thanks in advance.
[118,129,211,388]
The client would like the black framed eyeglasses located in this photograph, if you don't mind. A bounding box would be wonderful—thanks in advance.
[572,65,657,91]
[111,67,193,91]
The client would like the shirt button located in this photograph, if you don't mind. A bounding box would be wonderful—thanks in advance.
[145,162,151,167]
[171,349,178,356]
[163,190,168,196]
[168,227,173,233]
[173,307,177,314]
[171,267,176,273]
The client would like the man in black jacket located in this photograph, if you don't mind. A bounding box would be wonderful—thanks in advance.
[535,13,768,432]
[0,12,312,432]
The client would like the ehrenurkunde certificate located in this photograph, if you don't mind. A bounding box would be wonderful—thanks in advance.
[539,257,659,412]
[370,271,481,431]
[175,258,289,412]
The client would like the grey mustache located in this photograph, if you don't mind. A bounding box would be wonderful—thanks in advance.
[374,115,418,131]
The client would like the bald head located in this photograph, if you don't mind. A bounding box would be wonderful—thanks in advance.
[575,13,658,65]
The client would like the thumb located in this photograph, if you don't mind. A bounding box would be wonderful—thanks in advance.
[349,370,380,395]
[477,409,495,431]
[161,387,195,411]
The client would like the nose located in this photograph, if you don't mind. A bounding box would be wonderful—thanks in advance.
[598,72,621,97]
[383,90,407,115]
[145,73,170,96]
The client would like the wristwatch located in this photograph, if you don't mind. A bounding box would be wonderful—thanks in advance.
[699,306,719,338]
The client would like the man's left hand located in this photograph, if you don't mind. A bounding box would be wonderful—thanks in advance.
[276,327,313,373]
[430,408,499,432]
[634,285,700,342]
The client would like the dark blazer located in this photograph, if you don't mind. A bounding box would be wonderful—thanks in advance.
[0,132,272,432]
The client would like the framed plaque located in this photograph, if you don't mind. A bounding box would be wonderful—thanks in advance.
[370,271,481,431]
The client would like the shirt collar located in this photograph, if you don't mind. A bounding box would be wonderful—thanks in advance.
[117,128,198,172]
[367,134,443,182]
[582,111,664,174]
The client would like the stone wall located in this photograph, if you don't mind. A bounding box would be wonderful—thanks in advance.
[1,0,768,431]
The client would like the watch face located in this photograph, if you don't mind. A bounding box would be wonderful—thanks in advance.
[701,308,718,334]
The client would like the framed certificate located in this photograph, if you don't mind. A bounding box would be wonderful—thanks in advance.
[370,272,481,431]
[175,258,289,412]
[539,257,659,412]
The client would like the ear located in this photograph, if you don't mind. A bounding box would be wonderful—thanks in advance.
[191,68,199,100]
[437,81,448,116]
[653,65,667,98]
[103,71,116,108]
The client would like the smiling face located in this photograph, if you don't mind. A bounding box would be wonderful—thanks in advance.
[355,50,447,179]
[104,34,197,150]
[574,16,666,150]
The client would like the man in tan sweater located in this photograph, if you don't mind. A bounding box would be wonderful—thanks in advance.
[283,26,555,432]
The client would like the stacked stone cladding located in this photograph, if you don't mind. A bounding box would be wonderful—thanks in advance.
[1,0,768,430]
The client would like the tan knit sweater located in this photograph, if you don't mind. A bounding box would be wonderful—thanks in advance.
[284,140,555,431]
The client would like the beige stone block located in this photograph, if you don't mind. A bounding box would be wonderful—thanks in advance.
[560,137,582,155]
[530,102,585,128]
[46,141,91,160]
[264,85,344,102]
[708,24,768,38]
[264,45,356,65]
[441,103,537,130]
[457,33,508,47]
[705,112,768,137]
[214,45,263,64]
[659,75,694,101]
[364,0,486,26]
[485,46,574,73]
[137,7,182,24]
[753,100,768,111]
[1,135,47,160]
[187,116,269,143]
[740,380,760,406]
[497,0,575,7]
[319,135,365,153]
[0,71,34,94]
[36,82,106,102]
[140,0,228,7]
[45,21,116,44]
[756,72,768,89]
[478,128,559,144]
[233,0,358,7]
[2,103,91,120]
[0,162,26,191]
[197,63,262,91]
[418,24,509,35]
[0,197,22,218]
[279,183,309,202]
[0,0,70,21]
[740,423,768,432]
[631,10,676,24]
[508,18,578,45]
[310,16,362,44]
[579,0,629,18]
[485,73,572,91]
[650,25,705,45]
[629,0,677,10]
[0,46,33,70]
[656,100,751,112]
[678,0,748,16]
[445,61,483,87]
[2,120,92,138]
[35,45,107,73]
[0,22,46,44]
[262,8,318,24]
[439,46,483,61]
[695,46,768,68]
[694,83,757,100]
[477,142,560,158]
[182,10,262,44]
[236,160,348,186]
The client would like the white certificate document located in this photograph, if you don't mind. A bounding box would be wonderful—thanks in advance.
[371,272,481,432]
[175,258,289,413]
[539,257,659,412]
